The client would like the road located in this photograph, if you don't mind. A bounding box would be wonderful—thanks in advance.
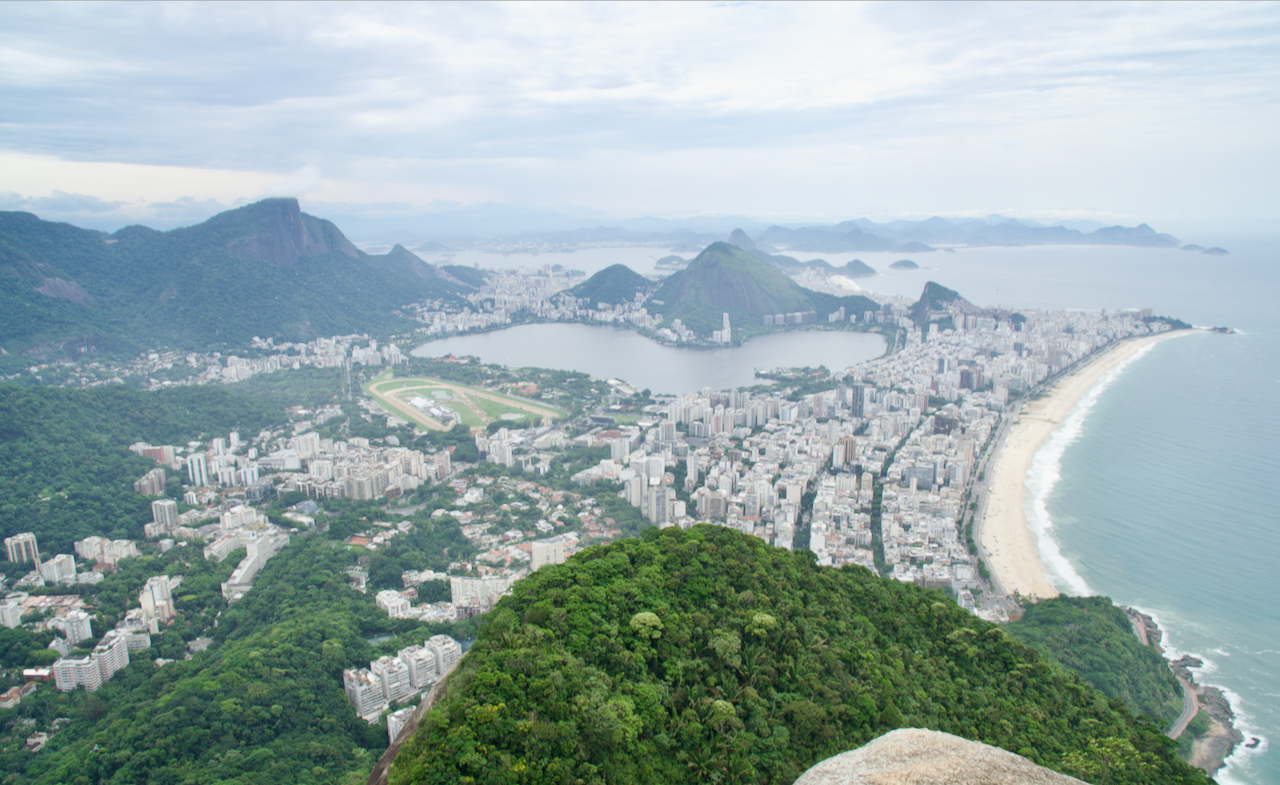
[1168,676,1200,740]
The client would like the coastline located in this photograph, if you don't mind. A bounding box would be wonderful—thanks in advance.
[977,330,1187,600]
[1125,608,1248,777]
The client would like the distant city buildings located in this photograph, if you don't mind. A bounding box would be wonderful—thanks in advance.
[342,635,463,722]
[140,575,177,626]
[5,532,39,564]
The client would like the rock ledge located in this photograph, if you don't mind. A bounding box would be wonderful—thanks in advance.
[793,728,1085,785]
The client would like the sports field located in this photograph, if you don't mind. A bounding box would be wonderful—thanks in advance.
[364,372,566,431]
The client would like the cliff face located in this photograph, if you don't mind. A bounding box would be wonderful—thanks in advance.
[794,729,1085,785]
[219,198,358,267]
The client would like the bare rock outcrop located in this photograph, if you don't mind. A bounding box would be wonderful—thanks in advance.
[793,728,1085,785]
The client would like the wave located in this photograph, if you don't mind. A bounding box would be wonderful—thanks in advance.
[1128,605,1269,784]
[1216,684,1269,785]
[1024,342,1159,595]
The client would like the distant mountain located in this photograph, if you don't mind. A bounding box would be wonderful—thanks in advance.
[647,242,878,337]
[760,217,1181,250]
[889,259,919,270]
[836,259,877,277]
[759,224,907,253]
[725,227,869,277]
[567,264,655,306]
[439,264,488,289]
[1202,247,1230,255]
[909,281,977,326]
[0,198,466,364]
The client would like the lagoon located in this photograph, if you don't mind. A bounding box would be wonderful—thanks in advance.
[411,323,886,395]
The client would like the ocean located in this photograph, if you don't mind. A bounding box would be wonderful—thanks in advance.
[853,237,1279,784]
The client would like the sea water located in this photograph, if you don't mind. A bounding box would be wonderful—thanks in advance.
[895,237,1280,784]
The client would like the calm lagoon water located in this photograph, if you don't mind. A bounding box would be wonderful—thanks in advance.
[412,323,886,395]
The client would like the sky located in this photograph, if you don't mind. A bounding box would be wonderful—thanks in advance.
[1,1,1277,238]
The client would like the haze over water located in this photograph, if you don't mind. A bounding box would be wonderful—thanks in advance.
[418,238,1280,784]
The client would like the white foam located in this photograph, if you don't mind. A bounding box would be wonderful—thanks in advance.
[1129,606,1268,785]
[1216,685,1269,785]
[1024,342,1158,595]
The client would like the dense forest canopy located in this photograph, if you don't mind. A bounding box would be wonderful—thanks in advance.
[1007,596,1183,726]
[391,525,1208,785]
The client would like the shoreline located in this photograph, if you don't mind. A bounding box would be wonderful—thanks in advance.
[977,330,1188,599]
[1124,608,1250,777]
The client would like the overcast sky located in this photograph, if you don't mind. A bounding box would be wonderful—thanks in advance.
[1,1,1277,236]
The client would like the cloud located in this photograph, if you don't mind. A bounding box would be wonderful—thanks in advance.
[262,165,325,197]
[0,191,29,210]
[145,196,230,223]
[0,2,1276,222]
[23,190,126,213]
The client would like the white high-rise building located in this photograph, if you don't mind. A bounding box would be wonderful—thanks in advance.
[140,575,176,624]
[186,452,209,487]
[53,656,102,692]
[153,497,179,530]
[92,631,130,681]
[397,645,437,689]
[371,655,414,704]
[60,610,94,646]
[343,668,386,718]
[531,540,567,571]
[5,532,38,563]
[387,705,416,744]
[426,635,463,678]
[40,554,76,584]
[0,598,22,628]
[449,576,512,614]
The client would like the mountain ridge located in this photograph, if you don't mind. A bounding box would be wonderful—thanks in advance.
[647,242,878,337]
[0,198,466,363]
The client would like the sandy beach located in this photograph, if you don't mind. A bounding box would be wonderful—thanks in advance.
[979,330,1189,599]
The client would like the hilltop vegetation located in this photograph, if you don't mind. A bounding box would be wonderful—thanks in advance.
[1007,596,1183,726]
[568,264,655,306]
[0,199,465,367]
[649,243,878,337]
[392,525,1208,785]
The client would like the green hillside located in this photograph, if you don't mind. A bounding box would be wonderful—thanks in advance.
[648,242,878,337]
[0,383,295,555]
[1007,596,1183,726]
[0,199,465,367]
[391,526,1206,785]
[568,263,654,306]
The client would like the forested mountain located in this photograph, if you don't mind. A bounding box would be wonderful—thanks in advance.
[648,243,878,337]
[1007,596,1184,726]
[568,264,655,306]
[0,198,466,366]
[391,526,1208,785]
